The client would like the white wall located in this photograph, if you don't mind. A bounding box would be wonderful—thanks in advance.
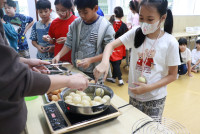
[172,0,200,15]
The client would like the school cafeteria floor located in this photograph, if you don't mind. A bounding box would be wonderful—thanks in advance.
[104,59,200,134]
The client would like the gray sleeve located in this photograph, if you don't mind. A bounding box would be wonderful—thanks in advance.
[64,22,74,49]
[102,25,115,49]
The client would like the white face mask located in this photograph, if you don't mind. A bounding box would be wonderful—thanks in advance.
[140,20,160,35]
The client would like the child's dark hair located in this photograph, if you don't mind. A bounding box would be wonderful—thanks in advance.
[55,0,73,9]
[129,0,139,13]
[179,49,183,63]
[74,0,98,9]
[36,0,51,10]
[134,0,173,48]
[109,6,124,24]
[5,0,16,8]
[196,39,200,44]
[178,38,187,45]
[55,0,74,15]
[0,9,4,19]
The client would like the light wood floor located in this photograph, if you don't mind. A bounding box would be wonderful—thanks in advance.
[105,60,200,134]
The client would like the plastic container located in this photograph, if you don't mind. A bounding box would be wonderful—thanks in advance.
[25,96,38,101]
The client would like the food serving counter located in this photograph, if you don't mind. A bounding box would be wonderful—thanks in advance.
[25,94,152,134]
[25,65,152,134]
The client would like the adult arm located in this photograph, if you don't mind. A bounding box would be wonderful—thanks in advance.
[0,46,88,100]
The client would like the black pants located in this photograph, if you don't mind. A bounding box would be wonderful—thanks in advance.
[110,60,122,80]
[178,64,187,75]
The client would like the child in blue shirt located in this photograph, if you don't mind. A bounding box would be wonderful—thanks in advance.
[3,0,34,58]
[0,9,18,52]
[30,0,54,60]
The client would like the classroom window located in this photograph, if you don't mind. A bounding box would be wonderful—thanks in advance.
[99,0,131,15]
[12,0,29,16]
[99,0,108,14]
[168,0,173,10]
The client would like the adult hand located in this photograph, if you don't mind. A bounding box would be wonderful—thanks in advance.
[25,59,50,74]
[52,55,60,64]
[56,37,66,44]
[76,58,91,69]
[93,62,109,83]
[129,82,150,95]
[67,73,89,91]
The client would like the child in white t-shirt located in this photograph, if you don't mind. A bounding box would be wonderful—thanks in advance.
[191,40,200,73]
[94,0,180,118]
[178,38,192,77]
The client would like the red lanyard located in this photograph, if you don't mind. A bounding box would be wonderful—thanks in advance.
[141,30,162,77]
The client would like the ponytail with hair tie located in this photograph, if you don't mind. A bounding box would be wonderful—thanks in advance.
[109,15,115,25]
[164,9,173,34]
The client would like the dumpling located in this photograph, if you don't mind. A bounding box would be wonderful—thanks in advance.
[65,95,72,100]
[90,101,97,106]
[52,89,59,95]
[74,94,81,98]
[72,96,81,104]
[69,92,76,97]
[95,88,104,96]
[65,99,73,104]
[103,95,110,101]
[101,98,107,104]
[82,96,91,101]
[94,96,102,102]
[95,101,102,105]
[81,100,90,106]
[79,92,87,97]
[76,90,81,94]
[69,102,75,105]
[76,103,83,106]
[52,95,59,101]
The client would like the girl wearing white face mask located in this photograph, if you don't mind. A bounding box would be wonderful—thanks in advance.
[94,0,180,118]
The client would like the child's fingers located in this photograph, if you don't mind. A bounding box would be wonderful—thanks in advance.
[132,82,140,86]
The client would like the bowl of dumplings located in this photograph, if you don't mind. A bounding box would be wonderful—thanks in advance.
[60,83,114,115]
